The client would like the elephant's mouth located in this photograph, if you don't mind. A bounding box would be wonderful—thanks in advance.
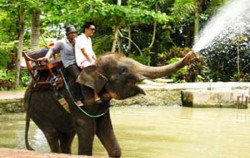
[127,78,146,95]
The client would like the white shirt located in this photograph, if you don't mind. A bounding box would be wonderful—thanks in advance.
[75,33,96,67]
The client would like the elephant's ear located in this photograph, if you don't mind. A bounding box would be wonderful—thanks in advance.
[76,65,107,93]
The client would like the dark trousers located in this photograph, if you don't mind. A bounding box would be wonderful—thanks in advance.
[66,64,83,101]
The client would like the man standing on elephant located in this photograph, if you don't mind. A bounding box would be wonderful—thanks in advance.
[75,22,102,105]
[43,25,84,106]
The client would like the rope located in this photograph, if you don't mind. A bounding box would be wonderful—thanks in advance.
[57,69,110,118]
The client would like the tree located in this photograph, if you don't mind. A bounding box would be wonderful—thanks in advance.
[15,4,25,88]
[111,0,122,53]
[79,0,169,53]
[31,9,40,49]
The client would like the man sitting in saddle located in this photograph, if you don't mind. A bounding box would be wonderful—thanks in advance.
[43,25,83,107]
[75,22,103,106]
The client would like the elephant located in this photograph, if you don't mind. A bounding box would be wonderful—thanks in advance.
[24,51,195,157]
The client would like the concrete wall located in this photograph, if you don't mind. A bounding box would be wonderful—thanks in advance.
[1,82,250,114]
[0,98,24,114]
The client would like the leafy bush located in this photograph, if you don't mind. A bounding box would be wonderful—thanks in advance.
[0,69,15,90]
[20,70,30,87]
[157,46,207,82]
[0,69,30,90]
[166,57,187,83]
[0,41,17,69]
[0,69,15,82]
[231,73,250,82]
[185,55,208,82]
[129,54,151,65]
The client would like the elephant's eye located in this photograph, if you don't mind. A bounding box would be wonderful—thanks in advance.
[119,66,127,75]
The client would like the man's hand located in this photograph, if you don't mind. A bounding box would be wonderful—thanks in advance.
[38,57,49,62]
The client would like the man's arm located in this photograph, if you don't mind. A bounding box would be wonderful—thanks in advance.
[43,41,62,61]
[80,48,94,63]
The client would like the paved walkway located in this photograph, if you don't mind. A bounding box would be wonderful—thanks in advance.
[0,82,250,101]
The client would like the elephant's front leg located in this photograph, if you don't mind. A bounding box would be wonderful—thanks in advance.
[96,112,121,158]
[75,117,96,155]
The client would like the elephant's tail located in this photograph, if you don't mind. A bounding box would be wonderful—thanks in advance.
[24,86,34,151]
[25,111,34,150]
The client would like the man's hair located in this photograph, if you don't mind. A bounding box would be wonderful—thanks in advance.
[83,22,95,31]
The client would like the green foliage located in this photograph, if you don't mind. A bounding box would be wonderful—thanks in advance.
[0,0,234,87]
[185,55,208,82]
[231,73,250,82]
[158,46,191,64]
[93,34,113,54]
[167,57,187,83]
[158,47,190,83]
[168,1,195,47]
[166,55,207,83]
[20,70,30,87]
[81,0,170,25]
[170,1,195,28]
[0,69,29,89]
[0,5,18,42]
[129,54,151,65]
[0,41,17,69]
[0,69,15,82]
[157,46,207,82]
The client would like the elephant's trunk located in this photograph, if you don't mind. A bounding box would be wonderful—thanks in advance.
[135,51,195,79]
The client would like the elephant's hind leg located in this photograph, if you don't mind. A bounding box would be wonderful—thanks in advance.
[59,131,76,154]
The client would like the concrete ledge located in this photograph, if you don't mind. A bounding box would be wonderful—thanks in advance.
[0,82,250,112]
[181,90,249,108]
[0,98,24,114]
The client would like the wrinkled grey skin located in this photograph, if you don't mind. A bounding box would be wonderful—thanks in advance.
[24,51,195,157]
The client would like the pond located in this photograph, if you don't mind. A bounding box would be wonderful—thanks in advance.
[0,106,250,158]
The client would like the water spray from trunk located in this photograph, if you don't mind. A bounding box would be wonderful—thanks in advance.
[192,0,250,53]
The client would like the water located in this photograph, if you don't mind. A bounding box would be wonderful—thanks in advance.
[192,0,250,53]
[1,106,250,158]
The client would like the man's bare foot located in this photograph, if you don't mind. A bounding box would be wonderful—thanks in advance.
[95,98,103,105]
[76,100,84,106]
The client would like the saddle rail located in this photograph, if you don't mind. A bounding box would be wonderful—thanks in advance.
[22,46,62,86]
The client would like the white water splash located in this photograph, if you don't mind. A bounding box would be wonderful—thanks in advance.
[192,0,250,53]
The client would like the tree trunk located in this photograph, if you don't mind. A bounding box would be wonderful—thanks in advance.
[111,21,120,53]
[15,5,25,88]
[149,21,157,49]
[149,2,158,49]
[128,25,131,52]
[194,0,203,43]
[31,10,40,49]
[111,0,122,53]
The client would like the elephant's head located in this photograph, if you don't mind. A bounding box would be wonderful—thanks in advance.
[77,51,195,100]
